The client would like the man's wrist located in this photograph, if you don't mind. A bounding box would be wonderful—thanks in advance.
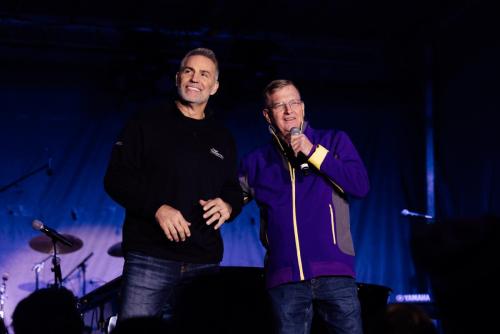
[306,144,318,159]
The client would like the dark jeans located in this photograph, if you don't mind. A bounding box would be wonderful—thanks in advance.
[118,251,219,323]
[268,276,363,334]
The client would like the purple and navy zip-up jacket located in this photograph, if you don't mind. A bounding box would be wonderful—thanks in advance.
[238,124,369,289]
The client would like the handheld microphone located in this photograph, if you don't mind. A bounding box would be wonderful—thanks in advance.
[400,209,434,220]
[32,219,73,247]
[290,127,310,175]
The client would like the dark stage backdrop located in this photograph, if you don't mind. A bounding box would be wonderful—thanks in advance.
[0,60,425,325]
[1,33,498,329]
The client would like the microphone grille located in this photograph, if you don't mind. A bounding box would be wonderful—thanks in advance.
[400,209,409,216]
[32,219,43,230]
[290,127,301,136]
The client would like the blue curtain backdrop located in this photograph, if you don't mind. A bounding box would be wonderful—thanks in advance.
[1,23,499,329]
[0,62,423,325]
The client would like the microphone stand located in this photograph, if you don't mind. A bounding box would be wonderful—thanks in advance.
[62,252,94,296]
[50,238,63,288]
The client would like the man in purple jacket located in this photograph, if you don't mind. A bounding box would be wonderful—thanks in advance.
[238,79,369,334]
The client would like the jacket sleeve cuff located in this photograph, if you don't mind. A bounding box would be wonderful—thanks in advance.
[308,144,329,170]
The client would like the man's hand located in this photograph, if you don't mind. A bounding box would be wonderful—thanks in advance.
[290,133,314,157]
[155,204,191,242]
[199,198,232,230]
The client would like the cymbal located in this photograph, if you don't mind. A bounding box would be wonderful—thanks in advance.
[29,234,83,254]
[18,281,48,292]
[107,242,123,257]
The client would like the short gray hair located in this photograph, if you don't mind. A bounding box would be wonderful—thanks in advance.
[180,47,219,79]
[263,79,299,106]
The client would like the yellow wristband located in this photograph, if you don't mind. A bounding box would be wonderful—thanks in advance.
[308,145,329,170]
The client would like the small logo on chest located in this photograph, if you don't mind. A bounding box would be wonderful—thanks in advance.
[210,148,224,160]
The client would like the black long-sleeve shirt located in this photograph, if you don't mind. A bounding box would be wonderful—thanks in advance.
[104,102,242,263]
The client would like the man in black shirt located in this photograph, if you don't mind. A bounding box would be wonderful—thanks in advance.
[104,47,242,325]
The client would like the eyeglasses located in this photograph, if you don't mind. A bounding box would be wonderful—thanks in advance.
[267,100,303,113]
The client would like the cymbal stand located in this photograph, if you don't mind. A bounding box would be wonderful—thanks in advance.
[32,254,51,290]
[62,252,94,296]
[0,273,8,321]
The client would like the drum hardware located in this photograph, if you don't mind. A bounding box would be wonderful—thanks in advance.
[0,273,8,321]
[31,254,52,290]
[62,252,94,296]
[107,242,123,257]
[29,232,83,288]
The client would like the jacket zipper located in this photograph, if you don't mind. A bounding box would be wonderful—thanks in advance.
[290,164,305,281]
[270,129,305,281]
[329,204,337,245]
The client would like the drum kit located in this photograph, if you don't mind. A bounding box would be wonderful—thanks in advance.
[106,242,123,258]
[28,232,123,292]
